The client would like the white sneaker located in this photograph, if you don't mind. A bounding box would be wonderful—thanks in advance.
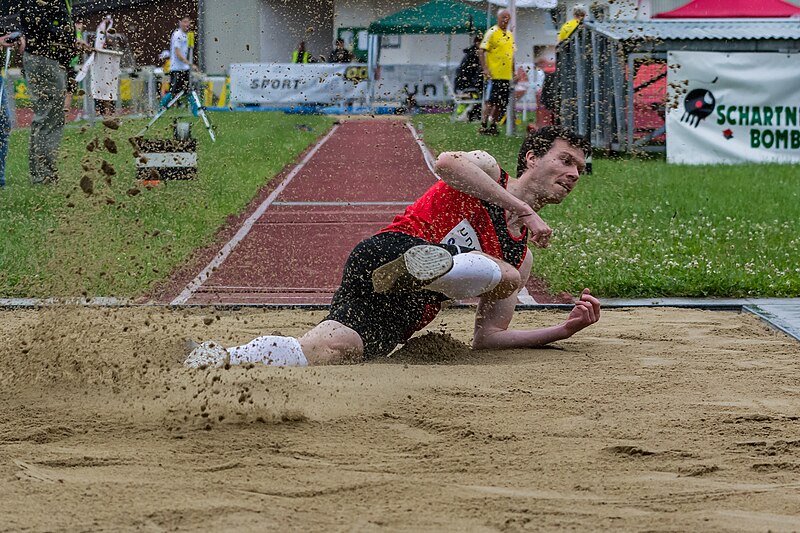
[184,340,230,369]
[372,245,454,294]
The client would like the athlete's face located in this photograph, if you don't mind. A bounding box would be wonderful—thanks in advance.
[180,18,191,32]
[525,139,585,205]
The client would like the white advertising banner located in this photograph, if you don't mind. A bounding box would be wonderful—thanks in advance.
[373,63,456,104]
[230,63,369,105]
[230,63,457,106]
[667,51,800,164]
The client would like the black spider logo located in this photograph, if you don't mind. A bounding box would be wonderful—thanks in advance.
[681,88,716,128]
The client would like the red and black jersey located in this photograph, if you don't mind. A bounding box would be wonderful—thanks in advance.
[380,168,529,268]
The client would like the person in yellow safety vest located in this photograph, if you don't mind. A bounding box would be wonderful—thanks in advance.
[159,50,171,98]
[64,19,85,119]
[292,41,314,63]
[558,4,587,42]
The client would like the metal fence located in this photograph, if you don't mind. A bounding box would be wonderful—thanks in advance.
[552,28,667,152]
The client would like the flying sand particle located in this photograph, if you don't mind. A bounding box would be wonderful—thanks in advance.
[103,138,118,154]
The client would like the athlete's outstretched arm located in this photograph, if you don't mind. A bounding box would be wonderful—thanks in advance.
[435,151,532,217]
[473,288,600,350]
[472,255,601,349]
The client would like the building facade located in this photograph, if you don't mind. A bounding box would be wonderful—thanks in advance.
[200,0,560,74]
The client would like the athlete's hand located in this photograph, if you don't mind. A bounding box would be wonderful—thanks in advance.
[520,210,552,248]
[563,289,601,335]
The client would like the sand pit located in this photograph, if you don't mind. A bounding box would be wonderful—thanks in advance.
[1,306,799,531]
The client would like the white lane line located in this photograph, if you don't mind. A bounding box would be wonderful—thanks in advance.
[170,124,341,305]
[273,201,411,206]
[517,287,538,305]
[405,121,438,177]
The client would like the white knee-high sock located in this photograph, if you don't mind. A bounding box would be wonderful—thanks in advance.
[424,253,502,299]
[227,336,308,367]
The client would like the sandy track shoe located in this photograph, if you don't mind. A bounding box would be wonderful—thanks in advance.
[184,340,230,369]
[372,245,454,294]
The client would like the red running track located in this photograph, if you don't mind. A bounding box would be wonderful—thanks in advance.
[170,118,567,306]
[174,119,435,305]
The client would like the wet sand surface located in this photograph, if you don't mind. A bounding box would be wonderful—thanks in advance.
[1,307,799,532]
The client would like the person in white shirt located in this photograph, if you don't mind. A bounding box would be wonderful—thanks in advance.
[168,16,197,101]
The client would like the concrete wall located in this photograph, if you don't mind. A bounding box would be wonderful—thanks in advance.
[202,0,556,71]
[515,8,558,62]
[202,0,262,74]
[260,0,334,64]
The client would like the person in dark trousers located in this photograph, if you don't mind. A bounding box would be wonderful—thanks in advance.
[169,16,198,98]
[1,0,87,184]
[479,9,515,135]
[454,34,484,122]
[0,28,19,188]
[63,19,85,121]
[329,38,353,63]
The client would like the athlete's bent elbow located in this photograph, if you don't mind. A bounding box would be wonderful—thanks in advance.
[434,152,459,177]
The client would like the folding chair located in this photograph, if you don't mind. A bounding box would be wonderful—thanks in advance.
[441,75,482,122]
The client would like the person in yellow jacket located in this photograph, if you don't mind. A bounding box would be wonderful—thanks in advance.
[558,4,587,42]
[478,9,515,135]
[159,50,171,98]
[292,41,315,63]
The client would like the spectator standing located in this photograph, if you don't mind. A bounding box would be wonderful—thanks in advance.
[454,34,484,122]
[558,4,587,43]
[64,19,86,120]
[292,41,314,63]
[1,0,84,185]
[169,16,195,100]
[456,34,483,93]
[478,9,515,135]
[0,83,10,189]
[158,50,171,101]
[329,38,352,63]
[0,42,17,188]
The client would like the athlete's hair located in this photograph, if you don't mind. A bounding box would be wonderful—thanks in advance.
[516,125,591,177]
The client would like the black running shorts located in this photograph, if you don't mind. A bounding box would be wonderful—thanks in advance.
[485,79,510,109]
[324,232,470,359]
[169,70,190,96]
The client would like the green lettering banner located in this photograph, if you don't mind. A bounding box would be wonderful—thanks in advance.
[667,51,800,164]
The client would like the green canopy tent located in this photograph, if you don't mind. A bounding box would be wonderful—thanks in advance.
[367,0,495,35]
[365,0,496,104]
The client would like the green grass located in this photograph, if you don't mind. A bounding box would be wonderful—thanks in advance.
[415,114,800,297]
[0,112,335,298]
[3,111,798,299]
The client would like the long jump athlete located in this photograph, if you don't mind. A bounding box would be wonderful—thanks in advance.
[185,126,601,368]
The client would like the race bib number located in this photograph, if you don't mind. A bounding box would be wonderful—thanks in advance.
[441,219,482,251]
